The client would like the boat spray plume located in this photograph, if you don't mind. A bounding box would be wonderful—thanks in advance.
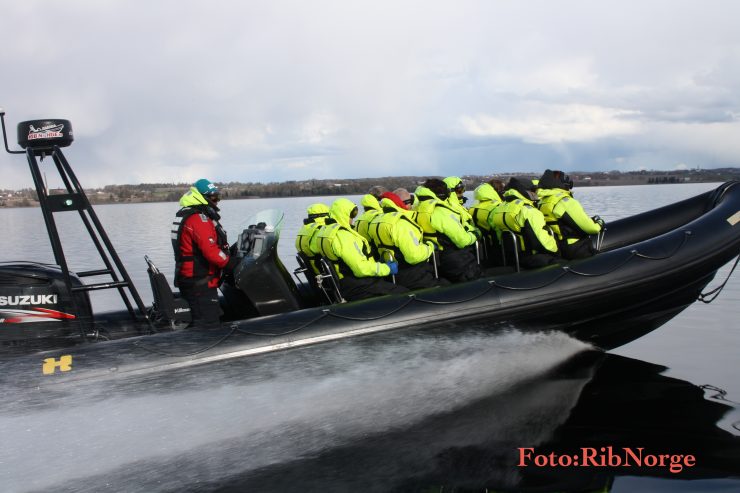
[0,328,590,493]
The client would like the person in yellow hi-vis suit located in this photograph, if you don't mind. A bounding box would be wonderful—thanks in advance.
[491,177,560,269]
[366,189,445,289]
[311,198,408,301]
[537,169,604,259]
[295,203,330,274]
[354,186,386,245]
[414,179,482,282]
[469,180,504,267]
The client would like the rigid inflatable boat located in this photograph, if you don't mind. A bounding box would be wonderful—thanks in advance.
[1,112,739,386]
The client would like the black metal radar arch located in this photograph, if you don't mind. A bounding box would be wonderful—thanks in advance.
[0,109,152,338]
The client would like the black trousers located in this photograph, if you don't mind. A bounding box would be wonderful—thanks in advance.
[439,246,481,283]
[520,253,561,269]
[179,284,222,329]
[396,261,449,289]
[339,276,409,302]
[561,237,596,260]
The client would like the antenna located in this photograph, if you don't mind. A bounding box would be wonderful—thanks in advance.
[0,108,25,154]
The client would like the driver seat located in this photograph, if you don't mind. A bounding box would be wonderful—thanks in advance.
[145,255,192,330]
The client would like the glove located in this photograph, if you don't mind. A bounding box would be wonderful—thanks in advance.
[471,228,482,241]
[592,215,606,229]
[385,261,399,276]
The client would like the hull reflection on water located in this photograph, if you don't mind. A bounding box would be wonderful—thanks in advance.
[209,353,739,492]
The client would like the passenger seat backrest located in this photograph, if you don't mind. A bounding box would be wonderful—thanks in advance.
[145,255,192,329]
[295,253,321,293]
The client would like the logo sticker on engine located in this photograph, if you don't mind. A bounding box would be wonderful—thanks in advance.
[0,307,75,323]
[0,294,58,306]
[728,211,740,226]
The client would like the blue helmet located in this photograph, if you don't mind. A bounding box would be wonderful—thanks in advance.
[194,178,219,197]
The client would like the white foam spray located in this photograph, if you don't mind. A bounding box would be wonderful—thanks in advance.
[0,329,591,492]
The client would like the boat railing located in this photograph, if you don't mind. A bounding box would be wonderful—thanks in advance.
[381,250,397,285]
[294,251,346,305]
[596,228,607,252]
[500,230,521,272]
[431,249,439,279]
[316,257,346,304]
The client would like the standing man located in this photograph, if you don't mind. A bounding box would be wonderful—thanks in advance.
[171,179,237,328]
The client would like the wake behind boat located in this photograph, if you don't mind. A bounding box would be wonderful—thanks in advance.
[0,111,739,386]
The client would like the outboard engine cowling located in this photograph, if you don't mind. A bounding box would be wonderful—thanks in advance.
[0,262,93,341]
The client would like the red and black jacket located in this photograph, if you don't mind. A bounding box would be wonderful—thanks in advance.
[171,206,230,289]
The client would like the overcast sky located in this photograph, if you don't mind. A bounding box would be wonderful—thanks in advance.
[1,0,739,189]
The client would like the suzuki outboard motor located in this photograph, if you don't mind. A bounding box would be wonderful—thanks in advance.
[0,262,93,342]
[221,210,304,319]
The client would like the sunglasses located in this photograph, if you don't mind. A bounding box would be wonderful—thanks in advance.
[403,194,415,206]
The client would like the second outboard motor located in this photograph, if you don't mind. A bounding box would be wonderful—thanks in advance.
[221,210,304,319]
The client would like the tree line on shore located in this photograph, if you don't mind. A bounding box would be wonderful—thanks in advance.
[2,168,738,207]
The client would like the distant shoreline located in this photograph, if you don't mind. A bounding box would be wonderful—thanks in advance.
[1,168,738,208]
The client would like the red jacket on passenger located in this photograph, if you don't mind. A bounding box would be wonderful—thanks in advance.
[172,206,230,289]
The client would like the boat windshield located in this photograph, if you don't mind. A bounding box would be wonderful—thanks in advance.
[237,209,284,241]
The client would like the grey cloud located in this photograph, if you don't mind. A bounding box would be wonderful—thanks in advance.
[2,1,740,189]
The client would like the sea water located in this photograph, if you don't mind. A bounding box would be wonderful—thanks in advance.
[0,183,737,492]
